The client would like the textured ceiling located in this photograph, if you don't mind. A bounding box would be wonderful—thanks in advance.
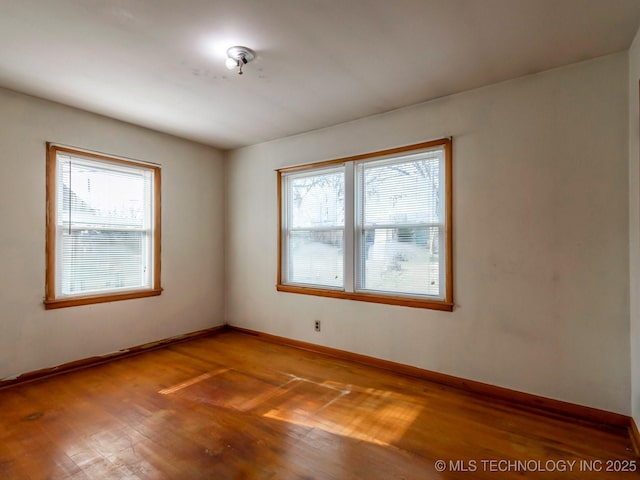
[1,0,639,149]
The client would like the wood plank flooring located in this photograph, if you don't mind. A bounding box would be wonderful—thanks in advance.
[0,330,637,479]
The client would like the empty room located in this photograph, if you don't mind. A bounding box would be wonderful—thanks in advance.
[2,0,640,478]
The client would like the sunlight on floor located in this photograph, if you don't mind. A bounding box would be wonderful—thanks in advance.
[159,369,422,447]
[158,371,219,394]
[263,379,422,446]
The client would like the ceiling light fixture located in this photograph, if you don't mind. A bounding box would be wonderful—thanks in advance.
[225,46,255,75]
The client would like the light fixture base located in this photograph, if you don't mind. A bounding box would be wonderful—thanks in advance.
[226,46,255,63]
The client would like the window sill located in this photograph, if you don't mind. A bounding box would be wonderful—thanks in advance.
[44,288,163,310]
[276,284,453,311]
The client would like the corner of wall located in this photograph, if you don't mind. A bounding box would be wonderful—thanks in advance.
[222,149,232,326]
[629,24,640,426]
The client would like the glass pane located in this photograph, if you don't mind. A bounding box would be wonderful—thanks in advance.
[55,152,155,298]
[359,227,440,296]
[362,156,440,226]
[287,229,343,288]
[59,157,150,229]
[59,230,148,295]
[289,170,344,229]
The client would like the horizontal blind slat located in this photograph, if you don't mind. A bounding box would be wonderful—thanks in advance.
[284,167,345,288]
[356,148,444,298]
[55,152,154,297]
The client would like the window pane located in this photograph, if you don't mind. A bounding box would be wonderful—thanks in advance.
[287,229,343,287]
[359,227,440,296]
[59,230,148,295]
[356,148,445,298]
[289,169,344,228]
[58,156,150,229]
[55,152,154,298]
[362,155,440,226]
[284,166,345,288]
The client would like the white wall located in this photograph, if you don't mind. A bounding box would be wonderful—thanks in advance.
[0,87,225,380]
[629,26,640,426]
[225,53,630,414]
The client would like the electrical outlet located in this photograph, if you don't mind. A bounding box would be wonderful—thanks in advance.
[314,320,321,332]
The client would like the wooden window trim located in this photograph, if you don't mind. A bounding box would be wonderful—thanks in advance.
[277,138,453,311]
[45,144,162,309]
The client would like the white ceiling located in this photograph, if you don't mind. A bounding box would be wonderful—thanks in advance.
[1,0,639,150]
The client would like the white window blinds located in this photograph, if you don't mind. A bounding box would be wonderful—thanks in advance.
[355,149,445,298]
[282,166,345,288]
[55,152,155,297]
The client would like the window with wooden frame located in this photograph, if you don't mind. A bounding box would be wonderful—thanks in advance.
[277,138,453,311]
[45,144,161,309]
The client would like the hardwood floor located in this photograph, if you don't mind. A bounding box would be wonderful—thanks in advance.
[0,330,637,479]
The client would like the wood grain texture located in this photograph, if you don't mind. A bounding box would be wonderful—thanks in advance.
[275,284,455,311]
[0,329,636,479]
[228,326,631,430]
[44,142,57,305]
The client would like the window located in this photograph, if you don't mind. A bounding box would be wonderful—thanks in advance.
[278,138,452,311]
[281,166,345,288]
[45,144,161,309]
